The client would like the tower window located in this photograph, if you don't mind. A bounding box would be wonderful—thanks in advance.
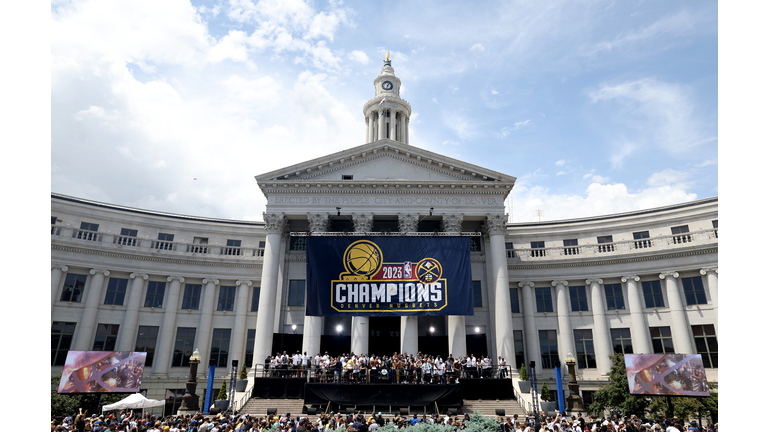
[342,175,353,180]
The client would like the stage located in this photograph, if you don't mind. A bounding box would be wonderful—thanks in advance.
[251,378,513,412]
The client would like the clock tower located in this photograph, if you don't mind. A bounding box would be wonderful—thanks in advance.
[363,53,412,144]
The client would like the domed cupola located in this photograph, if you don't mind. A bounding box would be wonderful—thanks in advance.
[363,52,412,144]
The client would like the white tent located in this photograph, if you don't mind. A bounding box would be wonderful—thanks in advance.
[102,393,165,411]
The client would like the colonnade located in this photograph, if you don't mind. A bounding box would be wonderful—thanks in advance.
[365,108,409,143]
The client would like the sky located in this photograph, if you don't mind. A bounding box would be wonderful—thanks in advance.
[48,0,720,223]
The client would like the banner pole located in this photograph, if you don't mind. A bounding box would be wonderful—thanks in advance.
[204,360,215,413]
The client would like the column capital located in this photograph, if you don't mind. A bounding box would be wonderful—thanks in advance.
[167,276,185,283]
[202,278,220,285]
[52,264,69,272]
[130,273,149,280]
[659,271,679,279]
[551,280,569,287]
[308,213,330,233]
[517,281,535,288]
[352,212,373,232]
[398,213,419,232]
[700,267,718,275]
[485,214,509,236]
[441,213,464,233]
[263,213,287,234]
[621,275,640,282]
[236,280,253,287]
[90,269,110,277]
[585,278,604,286]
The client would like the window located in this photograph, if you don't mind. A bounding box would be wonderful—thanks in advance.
[505,242,515,258]
[155,233,174,250]
[52,217,60,235]
[530,241,545,257]
[514,330,525,370]
[604,284,625,310]
[92,324,119,351]
[190,237,208,254]
[535,287,553,312]
[342,175,353,180]
[104,278,128,305]
[164,389,185,418]
[289,236,306,251]
[641,280,664,308]
[671,225,691,244]
[563,239,579,255]
[570,286,588,312]
[539,330,559,369]
[472,281,483,307]
[116,228,138,246]
[51,322,76,366]
[287,280,305,306]
[223,239,241,256]
[218,286,236,311]
[245,329,256,368]
[712,220,718,238]
[144,281,166,308]
[650,326,675,354]
[573,329,596,369]
[135,326,159,367]
[52,216,58,225]
[211,329,232,367]
[251,287,261,312]
[469,237,482,252]
[181,284,202,310]
[581,391,595,408]
[509,288,520,313]
[633,231,651,249]
[597,235,614,253]
[77,222,99,241]
[172,327,196,367]
[682,277,707,305]
[692,324,718,368]
[60,274,87,303]
[610,328,633,354]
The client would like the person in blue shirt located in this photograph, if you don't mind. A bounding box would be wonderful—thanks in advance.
[410,415,421,426]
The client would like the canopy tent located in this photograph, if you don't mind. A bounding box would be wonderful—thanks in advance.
[102,393,165,411]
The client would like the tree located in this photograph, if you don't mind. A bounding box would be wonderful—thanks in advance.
[647,383,718,424]
[217,380,227,400]
[51,374,125,418]
[239,364,248,380]
[541,381,552,402]
[588,354,650,417]
[519,364,528,381]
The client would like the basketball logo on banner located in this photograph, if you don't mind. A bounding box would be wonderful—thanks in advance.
[415,258,442,284]
[342,240,383,280]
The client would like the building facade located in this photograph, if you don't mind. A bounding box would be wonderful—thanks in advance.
[51,59,718,411]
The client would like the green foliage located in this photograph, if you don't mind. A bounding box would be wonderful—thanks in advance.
[540,381,552,401]
[519,364,528,381]
[375,412,499,432]
[51,374,125,418]
[239,364,248,380]
[588,354,650,417]
[647,383,718,423]
[217,380,227,400]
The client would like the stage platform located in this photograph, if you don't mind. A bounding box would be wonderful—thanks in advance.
[250,378,513,412]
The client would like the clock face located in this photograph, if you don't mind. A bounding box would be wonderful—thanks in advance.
[382,81,393,91]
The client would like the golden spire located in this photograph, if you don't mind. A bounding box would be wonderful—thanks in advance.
[385,51,390,61]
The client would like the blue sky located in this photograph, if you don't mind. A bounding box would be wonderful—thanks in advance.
[50,0,719,222]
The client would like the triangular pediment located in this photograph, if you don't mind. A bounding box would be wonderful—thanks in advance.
[255,139,516,187]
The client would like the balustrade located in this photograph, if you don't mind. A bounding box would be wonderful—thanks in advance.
[114,235,138,247]
[73,229,101,242]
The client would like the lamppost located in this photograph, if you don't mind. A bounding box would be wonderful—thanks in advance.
[179,348,201,414]
[565,350,585,413]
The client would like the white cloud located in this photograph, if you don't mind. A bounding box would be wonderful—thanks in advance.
[208,30,250,63]
[497,119,532,138]
[491,89,498,95]
[348,50,370,65]
[443,111,476,140]
[555,159,566,167]
[470,43,485,52]
[587,10,701,55]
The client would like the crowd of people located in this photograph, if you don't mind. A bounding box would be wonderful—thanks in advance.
[263,351,511,383]
[51,409,716,432]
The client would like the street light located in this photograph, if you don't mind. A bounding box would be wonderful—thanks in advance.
[336,324,343,333]
[179,348,201,413]
[292,324,297,334]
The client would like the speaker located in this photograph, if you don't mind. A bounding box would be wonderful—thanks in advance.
[209,408,221,415]
[447,408,458,416]
[495,409,506,416]
[267,408,277,415]
[232,360,239,368]
[399,408,409,416]
[307,407,318,415]
[345,407,355,414]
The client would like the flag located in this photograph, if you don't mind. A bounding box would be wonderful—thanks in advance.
[379,98,386,105]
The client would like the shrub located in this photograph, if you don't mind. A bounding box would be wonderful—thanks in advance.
[240,364,248,380]
[217,380,227,400]
[541,381,552,402]
[519,364,528,381]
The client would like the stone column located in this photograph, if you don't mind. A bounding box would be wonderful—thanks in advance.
[230,279,252,368]
[405,116,409,144]
[51,264,68,313]
[442,214,467,358]
[553,280,575,366]
[73,269,110,351]
[116,273,148,352]
[378,109,386,140]
[152,275,185,377]
[519,281,541,371]
[351,212,373,355]
[700,267,718,332]
[303,213,329,358]
[251,213,286,376]
[622,275,651,353]
[391,110,398,141]
[659,272,694,353]
[197,278,219,369]
[366,116,371,143]
[586,278,613,375]
[487,214,515,367]
[398,213,419,355]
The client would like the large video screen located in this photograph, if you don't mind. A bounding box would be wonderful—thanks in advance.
[57,351,147,393]
[625,354,710,396]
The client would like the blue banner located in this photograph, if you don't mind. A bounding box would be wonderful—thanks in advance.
[306,236,473,316]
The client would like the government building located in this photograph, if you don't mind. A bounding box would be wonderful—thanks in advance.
[51,58,718,414]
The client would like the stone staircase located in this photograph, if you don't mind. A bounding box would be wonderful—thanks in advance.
[460,400,527,418]
[240,398,308,417]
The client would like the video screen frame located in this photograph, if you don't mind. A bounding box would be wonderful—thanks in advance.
[625,353,710,397]
[57,351,148,394]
